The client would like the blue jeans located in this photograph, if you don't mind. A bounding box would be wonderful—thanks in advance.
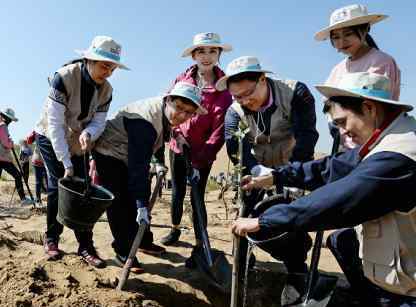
[327,228,416,306]
[36,134,94,250]
[33,165,47,201]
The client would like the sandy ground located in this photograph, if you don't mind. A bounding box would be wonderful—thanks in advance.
[0,151,358,307]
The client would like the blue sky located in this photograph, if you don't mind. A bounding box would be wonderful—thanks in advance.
[1,0,414,152]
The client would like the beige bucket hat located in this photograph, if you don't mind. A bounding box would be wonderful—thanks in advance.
[314,4,388,41]
[75,35,129,70]
[315,72,412,112]
[0,108,18,122]
[181,32,232,57]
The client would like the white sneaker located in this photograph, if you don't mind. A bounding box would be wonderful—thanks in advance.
[20,197,35,206]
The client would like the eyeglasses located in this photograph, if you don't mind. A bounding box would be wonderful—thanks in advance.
[232,80,259,102]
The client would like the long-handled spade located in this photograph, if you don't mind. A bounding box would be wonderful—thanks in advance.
[11,147,35,207]
[183,146,232,292]
[289,133,341,307]
[117,169,167,291]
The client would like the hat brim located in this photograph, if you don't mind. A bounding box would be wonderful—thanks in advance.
[314,14,388,41]
[1,113,18,122]
[215,69,272,91]
[181,43,233,57]
[315,84,413,112]
[75,50,130,70]
[163,94,208,115]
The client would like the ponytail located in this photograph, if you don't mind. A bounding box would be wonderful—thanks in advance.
[365,34,379,50]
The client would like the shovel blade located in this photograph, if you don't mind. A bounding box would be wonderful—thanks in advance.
[282,273,338,307]
[191,248,232,292]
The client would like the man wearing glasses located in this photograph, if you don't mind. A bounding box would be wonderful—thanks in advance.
[217,56,318,299]
[93,82,207,273]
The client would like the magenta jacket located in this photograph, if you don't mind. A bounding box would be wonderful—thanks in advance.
[169,65,232,169]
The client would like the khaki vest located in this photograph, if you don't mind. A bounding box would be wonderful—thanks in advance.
[231,78,297,167]
[0,123,12,162]
[358,113,416,296]
[36,62,113,156]
[95,97,165,165]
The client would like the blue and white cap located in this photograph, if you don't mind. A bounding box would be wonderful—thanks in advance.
[215,56,272,91]
[75,35,129,70]
[181,32,232,57]
[165,82,208,115]
[316,72,412,111]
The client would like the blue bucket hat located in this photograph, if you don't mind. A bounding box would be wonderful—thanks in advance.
[165,82,207,115]
[316,72,413,111]
[181,32,232,57]
[215,56,272,91]
[75,35,129,70]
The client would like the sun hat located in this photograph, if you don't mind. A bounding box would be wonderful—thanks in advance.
[165,82,207,115]
[315,72,412,111]
[0,108,18,122]
[75,36,129,70]
[215,56,272,91]
[314,4,388,41]
[181,32,232,57]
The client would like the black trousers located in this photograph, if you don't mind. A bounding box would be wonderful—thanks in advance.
[36,134,93,250]
[169,150,211,241]
[93,151,153,257]
[0,160,26,200]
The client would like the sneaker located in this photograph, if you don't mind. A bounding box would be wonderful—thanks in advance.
[21,197,35,206]
[78,248,106,269]
[160,228,181,246]
[44,241,63,261]
[114,254,144,274]
[139,243,166,256]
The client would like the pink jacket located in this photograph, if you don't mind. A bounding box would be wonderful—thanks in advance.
[0,122,13,162]
[169,65,232,169]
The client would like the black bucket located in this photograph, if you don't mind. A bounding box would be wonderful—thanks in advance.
[57,176,114,231]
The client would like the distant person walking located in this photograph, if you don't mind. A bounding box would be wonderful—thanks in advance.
[19,139,32,184]
[0,108,32,205]
[35,35,129,267]
[27,131,48,205]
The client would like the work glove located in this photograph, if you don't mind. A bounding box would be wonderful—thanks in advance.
[175,133,190,153]
[155,163,168,175]
[188,168,200,184]
[136,207,150,225]
[250,165,274,177]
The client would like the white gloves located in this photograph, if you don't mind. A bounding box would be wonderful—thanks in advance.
[189,168,200,183]
[155,163,168,175]
[136,207,150,225]
[250,165,274,177]
[175,134,190,153]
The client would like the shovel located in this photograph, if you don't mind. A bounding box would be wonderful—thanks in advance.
[286,132,342,307]
[183,146,232,292]
[117,169,166,291]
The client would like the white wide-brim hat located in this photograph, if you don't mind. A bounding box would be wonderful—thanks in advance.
[0,108,18,122]
[314,4,388,41]
[165,82,207,115]
[182,32,232,57]
[216,56,272,91]
[316,72,413,112]
[75,35,129,70]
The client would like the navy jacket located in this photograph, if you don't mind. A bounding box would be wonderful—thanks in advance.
[259,149,416,232]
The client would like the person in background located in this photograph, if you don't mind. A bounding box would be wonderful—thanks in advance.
[94,82,207,273]
[160,33,233,261]
[19,139,32,184]
[0,108,32,205]
[27,131,48,205]
[35,35,129,266]
[315,4,401,150]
